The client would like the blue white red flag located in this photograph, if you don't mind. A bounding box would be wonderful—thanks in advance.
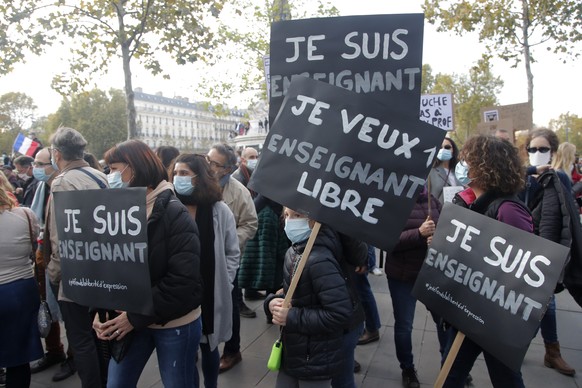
[13,133,41,156]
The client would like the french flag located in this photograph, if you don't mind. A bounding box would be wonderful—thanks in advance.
[13,133,41,157]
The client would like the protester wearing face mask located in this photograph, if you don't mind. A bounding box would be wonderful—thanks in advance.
[428,138,462,204]
[96,140,204,387]
[171,153,240,388]
[13,155,38,207]
[28,147,74,383]
[264,208,352,387]
[232,147,259,199]
[518,128,576,377]
[206,144,258,372]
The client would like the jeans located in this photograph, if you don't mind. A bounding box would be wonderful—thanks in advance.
[331,322,363,388]
[540,295,558,343]
[367,245,377,269]
[107,318,202,388]
[388,278,448,370]
[198,342,219,388]
[355,274,381,332]
[59,300,102,388]
[223,271,241,355]
[443,329,525,388]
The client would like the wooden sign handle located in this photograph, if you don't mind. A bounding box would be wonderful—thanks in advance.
[434,331,465,388]
[282,222,321,308]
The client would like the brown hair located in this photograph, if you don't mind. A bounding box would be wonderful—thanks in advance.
[460,135,524,195]
[526,128,560,153]
[170,154,222,206]
[0,174,16,209]
[104,140,167,189]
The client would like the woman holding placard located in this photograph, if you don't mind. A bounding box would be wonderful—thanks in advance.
[428,137,462,204]
[171,153,240,388]
[446,134,532,387]
[264,208,353,387]
[93,140,203,388]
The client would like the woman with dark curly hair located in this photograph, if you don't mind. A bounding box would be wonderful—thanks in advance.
[444,135,533,388]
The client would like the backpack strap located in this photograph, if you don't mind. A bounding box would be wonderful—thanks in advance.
[74,167,106,189]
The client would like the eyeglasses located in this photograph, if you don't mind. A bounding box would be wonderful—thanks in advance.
[527,147,551,154]
[205,155,227,169]
[33,162,51,167]
[442,145,452,150]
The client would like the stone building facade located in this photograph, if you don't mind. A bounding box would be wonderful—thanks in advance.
[134,88,245,151]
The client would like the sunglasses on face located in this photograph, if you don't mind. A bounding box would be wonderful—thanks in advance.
[442,145,452,150]
[526,146,551,154]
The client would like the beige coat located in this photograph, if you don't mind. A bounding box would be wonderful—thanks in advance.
[222,176,258,253]
[46,159,108,300]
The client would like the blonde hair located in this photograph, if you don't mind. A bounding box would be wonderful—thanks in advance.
[551,142,576,179]
[0,172,16,209]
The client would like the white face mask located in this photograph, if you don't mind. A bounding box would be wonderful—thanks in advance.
[528,151,551,167]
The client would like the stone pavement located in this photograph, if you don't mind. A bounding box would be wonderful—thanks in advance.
[31,273,582,388]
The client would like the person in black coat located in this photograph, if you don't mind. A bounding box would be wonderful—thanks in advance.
[264,208,353,387]
[93,140,203,387]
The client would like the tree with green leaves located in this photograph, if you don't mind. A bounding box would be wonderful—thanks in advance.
[0,92,37,132]
[45,88,127,158]
[1,0,228,139]
[422,59,503,143]
[551,113,582,150]
[423,0,582,109]
[195,0,338,106]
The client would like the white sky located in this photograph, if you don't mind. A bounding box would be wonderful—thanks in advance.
[0,0,579,128]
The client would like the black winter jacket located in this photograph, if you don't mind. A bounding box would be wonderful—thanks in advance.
[385,191,441,282]
[264,225,352,380]
[127,189,203,330]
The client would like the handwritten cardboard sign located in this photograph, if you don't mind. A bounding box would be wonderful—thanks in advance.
[250,76,445,253]
[413,203,568,371]
[269,14,424,125]
[53,188,153,315]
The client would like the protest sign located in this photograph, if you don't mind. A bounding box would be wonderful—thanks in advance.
[477,118,514,143]
[269,14,424,125]
[249,75,445,253]
[53,188,153,315]
[413,203,569,371]
[420,93,454,130]
[480,102,533,133]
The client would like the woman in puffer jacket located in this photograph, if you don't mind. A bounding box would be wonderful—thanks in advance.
[264,208,352,388]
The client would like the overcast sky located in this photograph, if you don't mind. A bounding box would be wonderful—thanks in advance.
[0,0,579,128]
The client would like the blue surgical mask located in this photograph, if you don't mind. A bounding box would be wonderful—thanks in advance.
[33,167,52,182]
[455,161,472,186]
[284,218,312,244]
[219,173,231,188]
[437,149,452,161]
[246,159,258,170]
[173,176,195,195]
[107,171,129,189]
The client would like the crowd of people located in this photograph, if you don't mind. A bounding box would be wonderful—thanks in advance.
[0,126,580,388]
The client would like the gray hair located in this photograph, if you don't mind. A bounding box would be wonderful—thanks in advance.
[50,127,87,161]
[211,143,237,169]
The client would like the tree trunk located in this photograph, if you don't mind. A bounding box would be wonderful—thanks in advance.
[122,45,137,139]
[521,0,534,113]
[116,1,137,140]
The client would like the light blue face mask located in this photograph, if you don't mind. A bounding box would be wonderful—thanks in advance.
[219,173,231,188]
[33,167,52,182]
[173,175,195,195]
[284,218,312,244]
[107,171,129,189]
[437,149,453,161]
[50,154,59,172]
[246,159,258,170]
[455,161,472,186]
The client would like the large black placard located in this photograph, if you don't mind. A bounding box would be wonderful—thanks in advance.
[249,75,445,253]
[53,188,153,315]
[269,14,424,125]
[413,203,569,371]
